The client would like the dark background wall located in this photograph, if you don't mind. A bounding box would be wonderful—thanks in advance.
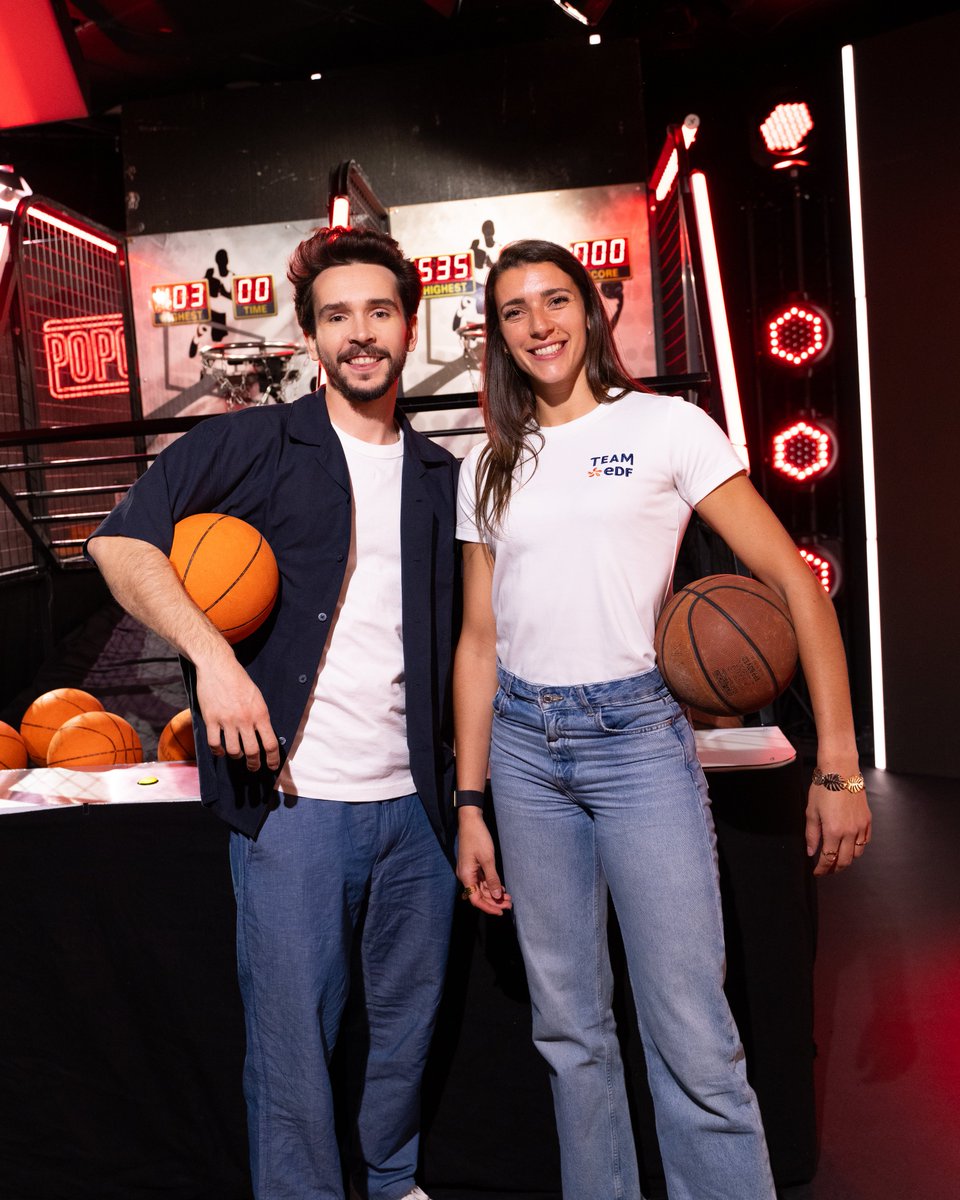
[121,39,645,235]
[853,9,960,777]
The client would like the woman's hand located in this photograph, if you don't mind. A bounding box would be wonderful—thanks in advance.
[457,808,513,915]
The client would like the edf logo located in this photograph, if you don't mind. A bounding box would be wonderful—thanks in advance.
[587,451,634,478]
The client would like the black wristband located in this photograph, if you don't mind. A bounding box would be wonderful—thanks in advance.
[455,789,486,809]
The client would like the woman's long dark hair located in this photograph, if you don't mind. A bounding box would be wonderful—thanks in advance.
[475,239,647,535]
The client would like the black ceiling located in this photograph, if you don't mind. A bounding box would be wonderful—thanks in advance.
[62,0,960,115]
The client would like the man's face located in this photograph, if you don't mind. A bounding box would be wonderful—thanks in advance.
[304,262,417,405]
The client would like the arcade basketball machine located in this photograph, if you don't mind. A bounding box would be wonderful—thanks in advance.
[0,187,142,581]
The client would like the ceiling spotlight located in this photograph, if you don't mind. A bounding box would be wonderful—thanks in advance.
[551,0,615,26]
[759,101,814,168]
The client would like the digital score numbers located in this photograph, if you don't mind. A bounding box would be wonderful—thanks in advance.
[233,274,277,319]
[415,251,475,298]
[150,280,210,326]
[571,237,631,282]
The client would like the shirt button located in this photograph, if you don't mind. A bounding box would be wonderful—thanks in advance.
[318,612,327,621]
[298,674,308,683]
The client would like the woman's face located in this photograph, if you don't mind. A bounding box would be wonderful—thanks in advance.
[493,261,588,397]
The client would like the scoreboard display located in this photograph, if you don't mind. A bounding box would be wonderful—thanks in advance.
[415,251,475,298]
[233,273,277,319]
[150,280,210,326]
[571,236,631,282]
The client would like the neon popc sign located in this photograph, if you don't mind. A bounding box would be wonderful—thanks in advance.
[43,314,128,400]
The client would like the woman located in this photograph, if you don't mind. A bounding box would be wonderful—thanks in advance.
[453,239,870,1200]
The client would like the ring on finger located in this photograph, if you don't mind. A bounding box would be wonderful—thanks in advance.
[821,848,839,859]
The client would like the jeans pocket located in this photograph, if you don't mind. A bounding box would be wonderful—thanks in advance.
[595,695,677,734]
[492,684,509,717]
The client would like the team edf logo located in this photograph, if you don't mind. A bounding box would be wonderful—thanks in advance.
[587,452,634,478]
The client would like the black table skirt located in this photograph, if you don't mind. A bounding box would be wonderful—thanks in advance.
[0,760,815,1200]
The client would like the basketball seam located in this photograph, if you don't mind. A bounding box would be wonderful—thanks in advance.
[688,591,790,691]
[685,603,738,715]
[180,515,228,584]
[204,535,265,616]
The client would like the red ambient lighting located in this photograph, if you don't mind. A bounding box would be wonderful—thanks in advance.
[760,102,814,155]
[799,545,842,598]
[767,303,832,366]
[772,419,836,483]
[0,0,88,129]
[43,314,128,400]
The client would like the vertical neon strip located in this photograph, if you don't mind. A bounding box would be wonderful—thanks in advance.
[330,196,351,228]
[689,171,749,469]
[842,43,885,769]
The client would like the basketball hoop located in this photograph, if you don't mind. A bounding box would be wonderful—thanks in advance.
[456,321,486,368]
[199,341,306,408]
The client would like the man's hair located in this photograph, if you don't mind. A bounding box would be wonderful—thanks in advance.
[287,226,422,335]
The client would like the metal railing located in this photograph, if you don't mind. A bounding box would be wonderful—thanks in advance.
[0,377,707,579]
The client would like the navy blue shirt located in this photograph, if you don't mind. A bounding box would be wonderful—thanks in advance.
[90,390,460,845]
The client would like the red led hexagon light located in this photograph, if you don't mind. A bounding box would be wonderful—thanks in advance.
[760,102,814,155]
[799,543,842,598]
[772,418,837,483]
[767,302,833,367]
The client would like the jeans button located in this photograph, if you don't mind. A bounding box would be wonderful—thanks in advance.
[542,692,562,703]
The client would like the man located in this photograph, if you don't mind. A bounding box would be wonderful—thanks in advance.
[88,227,460,1200]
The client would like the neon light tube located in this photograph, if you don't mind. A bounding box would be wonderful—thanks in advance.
[689,170,749,469]
[26,206,118,254]
[842,43,886,769]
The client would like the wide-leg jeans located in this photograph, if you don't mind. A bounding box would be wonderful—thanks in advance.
[229,792,457,1200]
[489,667,776,1200]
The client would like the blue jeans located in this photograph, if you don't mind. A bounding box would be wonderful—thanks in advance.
[490,667,775,1200]
[229,793,456,1200]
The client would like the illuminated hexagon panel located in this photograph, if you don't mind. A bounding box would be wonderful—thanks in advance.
[772,418,837,483]
[760,102,814,155]
[767,303,833,367]
[799,544,842,598]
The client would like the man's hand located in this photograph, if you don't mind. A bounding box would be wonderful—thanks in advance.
[457,808,512,916]
[195,650,281,772]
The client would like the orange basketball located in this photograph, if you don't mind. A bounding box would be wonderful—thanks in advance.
[46,711,143,768]
[169,513,279,644]
[20,687,105,765]
[0,720,28,769]
[655,574,798,716]
[158,708,196,761]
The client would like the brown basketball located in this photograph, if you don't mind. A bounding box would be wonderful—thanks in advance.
[0,720,28,769]
[20,687,105,765]
[157,708,196,761]
[46,710,143,768]
[654,574,798,716]
[169,513,279,644]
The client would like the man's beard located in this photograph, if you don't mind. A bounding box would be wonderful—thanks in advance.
[318,344,408,404]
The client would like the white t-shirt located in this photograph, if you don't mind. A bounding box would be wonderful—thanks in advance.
[278,424,415,802]
[456,393,745,686]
